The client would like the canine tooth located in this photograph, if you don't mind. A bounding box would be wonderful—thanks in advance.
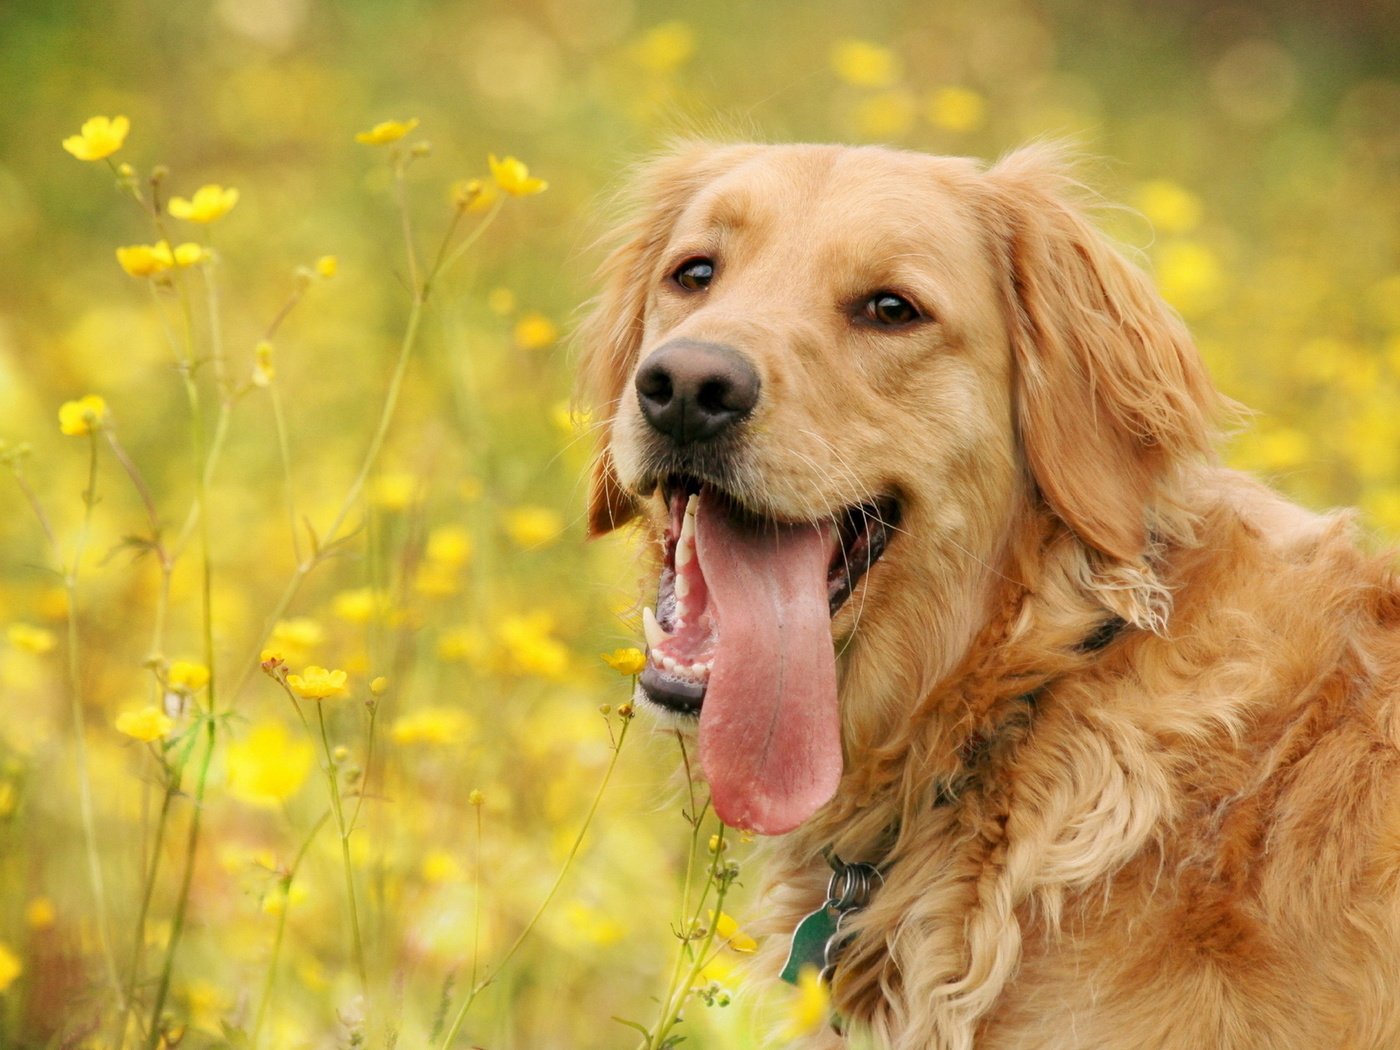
[643,607,672,650]
[675,574,691,598]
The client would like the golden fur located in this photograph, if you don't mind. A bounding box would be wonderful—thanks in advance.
[579,142,1400,1049]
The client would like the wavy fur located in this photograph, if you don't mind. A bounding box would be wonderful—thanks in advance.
[580,142,1400,1049]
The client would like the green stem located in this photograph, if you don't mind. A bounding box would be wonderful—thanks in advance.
[318,703,368,990]
[251,810,332,1050]
[65,431,125,1010]
[437,713,634,1050]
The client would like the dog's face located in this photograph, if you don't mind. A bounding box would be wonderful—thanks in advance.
[582,143,1215,835]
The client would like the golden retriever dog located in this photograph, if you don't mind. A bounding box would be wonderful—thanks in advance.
[578,141,1400,1050]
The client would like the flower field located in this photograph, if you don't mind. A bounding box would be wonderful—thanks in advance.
[0,1,1396,1047]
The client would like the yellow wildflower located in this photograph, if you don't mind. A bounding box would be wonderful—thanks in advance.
[62,115,130,161]
[451,178,498,213]
[1155,240,1224,317]
[168,185,240,224]
[58,394,109,436]
[355,117,420,145]
[370,676,389,696]
[513,312,558,351]
[628,21,696,74]
[115,241,174,278]
[926,86,987,133]
[25,897,55,931]
[115,705,175,743]
[0,782,14,819]
[831,39,901,88]
[421,850,465,883]
[226,721,313,807]
[7,624,57,655]
[783,965,831,1038]
[252,340,275,388]
[600,647,646,676]
[426,524,473,567]
[372,472,419,511]
[851,89,917,139]
[0,942,20,994]
[271,617,324,654]
[488,154,547,197]
[468,788,485,807]
[261,881,308,917]
[286,665,348,700]
[414,561,460,598]
[1135,179,1203,235]
[438,625,488,665]
[391,706,473,746]
[710,910,758,953]
[499,612,569,679]
[168,660,210,692]
[505,505,563,548]
[332,587,379,624]
[315,255,337,278]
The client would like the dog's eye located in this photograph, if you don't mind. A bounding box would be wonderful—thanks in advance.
[672,258,715,292]
[863,293,921,327]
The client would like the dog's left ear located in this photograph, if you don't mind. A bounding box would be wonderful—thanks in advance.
[983,145,1222,566]
[576,141,763,537]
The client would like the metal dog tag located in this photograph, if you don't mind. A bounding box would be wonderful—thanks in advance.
[779,902,840,985]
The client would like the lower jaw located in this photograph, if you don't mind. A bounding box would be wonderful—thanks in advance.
[639,663,706,714]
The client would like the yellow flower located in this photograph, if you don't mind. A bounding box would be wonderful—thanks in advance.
[0,941,20,994]
[505,505,563,548]
[226,721,313,807]
[172,242,208,267]
[355,117,420,145]
[414,561,460,598]
[286,665,348,700]
[488,154,547,197]
[25,897,55,931]
[168,660,211,692]
[62,115,130,161]
[370,676,389,696]
[783,965,831,1038]
[451,178,498,213]
[426,524,473,567]
[115,705,175,743]
[831,40,901,88]
[7,624,57,655]
[1155,239,1224,317]
[372,472,419,511]
[332,588,379,624]
[468,788,485,807]
[271,617,324,654]
[315,255,337,278]
[168,185,240,224]
[1135,179,1203,235]
[487,287,517,315]
[600,647,646,676]
[710,910,758,953]
[499,612,569,679]
[421,850,465,883]
[851,89,916,139]
[252,340,275,388]
[58,394,109,436]
[391,706,473,746]
[513,312,558,351]
[628,21,696,74]
[926,86,987,133]
[115,241,174,278]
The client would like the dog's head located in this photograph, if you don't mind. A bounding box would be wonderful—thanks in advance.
[579,142,1218,834]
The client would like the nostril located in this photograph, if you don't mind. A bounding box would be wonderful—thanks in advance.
[635,340,760,444]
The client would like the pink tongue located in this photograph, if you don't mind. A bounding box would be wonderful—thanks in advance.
[695,489,842,835]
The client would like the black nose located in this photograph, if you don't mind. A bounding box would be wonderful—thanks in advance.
[635,340,760,444]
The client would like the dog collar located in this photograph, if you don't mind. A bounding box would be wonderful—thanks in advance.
[779,853,882,985]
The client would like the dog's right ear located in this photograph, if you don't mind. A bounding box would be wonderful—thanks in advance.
[577,141,761,537]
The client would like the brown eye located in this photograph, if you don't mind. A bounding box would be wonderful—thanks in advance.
[673,258,715,291]
[863,292,921,327]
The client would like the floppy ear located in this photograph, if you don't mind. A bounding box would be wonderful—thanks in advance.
[577,141,762,537]
[984,145,1221,565]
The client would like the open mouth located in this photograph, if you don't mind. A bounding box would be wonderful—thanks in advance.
[639,476,901,715]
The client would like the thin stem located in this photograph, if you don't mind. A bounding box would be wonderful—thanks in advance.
[251,809,332,1050]
[437,713,634,1050]
[65,431,125,1010]
[318,702,368,990]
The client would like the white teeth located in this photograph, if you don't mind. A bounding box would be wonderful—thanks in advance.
[689,662,710,678]
[675,574,690,598]
[662,656,678,672]
[676,599,689,622]
[643,607,672,650]
[677,495,698,562]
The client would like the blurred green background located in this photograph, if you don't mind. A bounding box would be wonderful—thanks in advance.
[0,0,1397,1046]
